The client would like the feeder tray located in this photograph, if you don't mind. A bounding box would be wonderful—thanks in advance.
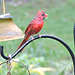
[0,13,24,41]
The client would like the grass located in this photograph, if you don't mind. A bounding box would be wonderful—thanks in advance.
[0,0,75,75]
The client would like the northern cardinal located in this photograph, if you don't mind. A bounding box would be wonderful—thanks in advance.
[17,10,48,52]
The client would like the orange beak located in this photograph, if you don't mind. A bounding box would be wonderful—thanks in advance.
[45,14,48,17]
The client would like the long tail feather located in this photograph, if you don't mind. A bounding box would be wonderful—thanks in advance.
[17,34,30,52]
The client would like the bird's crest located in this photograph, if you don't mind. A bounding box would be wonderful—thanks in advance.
[38,10,45,14]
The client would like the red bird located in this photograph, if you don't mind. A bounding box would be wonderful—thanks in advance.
[17,10,48,52]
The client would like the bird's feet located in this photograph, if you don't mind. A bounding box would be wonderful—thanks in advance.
[31,36,34,40]
[38,34,41,38]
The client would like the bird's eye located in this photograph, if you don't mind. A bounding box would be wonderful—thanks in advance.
[42,14,45,16]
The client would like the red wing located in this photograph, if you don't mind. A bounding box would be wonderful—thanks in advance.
[25,23,33,34]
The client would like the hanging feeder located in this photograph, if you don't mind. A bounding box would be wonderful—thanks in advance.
[0,0,24,41]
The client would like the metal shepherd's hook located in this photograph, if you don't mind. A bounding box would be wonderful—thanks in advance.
[0,24,75,75]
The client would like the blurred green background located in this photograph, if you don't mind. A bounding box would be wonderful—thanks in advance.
[0,0,75,75]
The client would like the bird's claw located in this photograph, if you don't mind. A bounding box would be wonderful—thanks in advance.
[38,34,41,38]
[31,36,34,40]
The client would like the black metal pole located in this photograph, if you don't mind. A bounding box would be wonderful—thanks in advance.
[0,35,75,74]
[11,35,75,75]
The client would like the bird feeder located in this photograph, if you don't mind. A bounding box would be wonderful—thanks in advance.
[0,0,24,41]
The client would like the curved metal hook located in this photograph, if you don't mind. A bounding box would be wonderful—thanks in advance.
[0,35,75,74]
[0,46,9,59]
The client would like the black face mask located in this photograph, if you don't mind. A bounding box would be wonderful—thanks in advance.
[42,14,45,16]
[43,17,45,20]
[42,14,45,20]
